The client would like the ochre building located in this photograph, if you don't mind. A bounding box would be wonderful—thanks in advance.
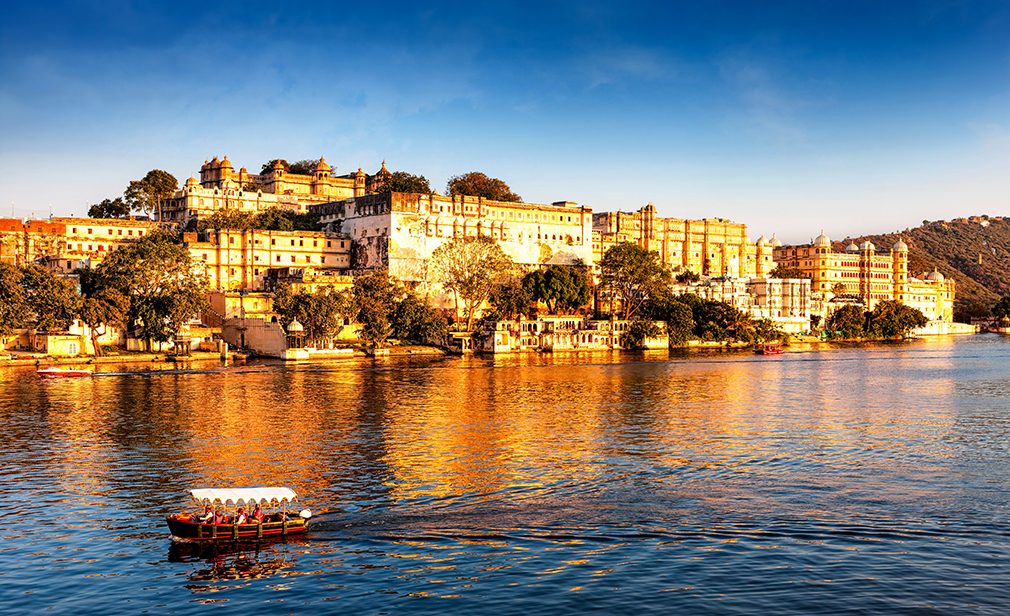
[592,204,776,277]
[772,232,955,321]
[313,192,594,282]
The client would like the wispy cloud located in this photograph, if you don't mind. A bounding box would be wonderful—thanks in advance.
[717,53,812,143]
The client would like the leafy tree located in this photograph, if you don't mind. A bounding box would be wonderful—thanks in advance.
[390,292,448,346]
[351,270,402,347]
[97,230,207,350]
[489,276,535,320]
[621,318,662,350]
[125,169,178,221]
[598,242,672,320]
[523,264,591,314]
[0,264,28,337]
[375,171,432,194]
[254,208,295,231]
[21,265,81,332]
[446,172,522,202]
[769,265,806,279]
[88,197,130,219]
[273,284,351,348]
[430,235,514,330]
[675,270,701,284]
[643,289,694,346]
[197,210,257,232]
[690,299,750,342]
[991,295,1010,321]
[288,159,321,175]
[866,300,928,339]
[261,159,289,175]
[826,304,866,339]
[78,268,129,357]
[752,318,784,343]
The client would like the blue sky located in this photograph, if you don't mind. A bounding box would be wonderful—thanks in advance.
[1,0,1008,242]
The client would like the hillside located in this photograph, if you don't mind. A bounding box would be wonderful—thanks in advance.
[839,216,1010,319]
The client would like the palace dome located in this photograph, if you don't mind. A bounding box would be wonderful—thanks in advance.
[813,230,831,247]
[892,239,908,251]
[315,156,331,172]
[925,270,945,282]
[859,240,876,251]
[769,234,782,247]
[286,319,305,333]
[756,235,767,246]
[845,242,859,253]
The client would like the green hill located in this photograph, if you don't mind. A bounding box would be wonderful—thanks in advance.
[839,216,1010,320]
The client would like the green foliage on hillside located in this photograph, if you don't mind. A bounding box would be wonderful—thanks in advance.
[841,216,1010,320]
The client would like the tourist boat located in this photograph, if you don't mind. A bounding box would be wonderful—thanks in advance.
[37,367,93,378]
[166,487,312,542]
[753,343,784,355]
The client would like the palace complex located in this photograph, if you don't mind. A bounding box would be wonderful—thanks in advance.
[773,231,955,321]
[592,204,778,277]
[2,154,964,359]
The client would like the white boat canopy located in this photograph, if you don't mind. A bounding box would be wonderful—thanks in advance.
[190,487,298,505]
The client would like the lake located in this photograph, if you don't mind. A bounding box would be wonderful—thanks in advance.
[1,335,1009,614]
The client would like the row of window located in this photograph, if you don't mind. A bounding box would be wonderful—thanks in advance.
[70,227,145,237]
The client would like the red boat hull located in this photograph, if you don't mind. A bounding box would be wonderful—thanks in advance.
[166,514,308,541]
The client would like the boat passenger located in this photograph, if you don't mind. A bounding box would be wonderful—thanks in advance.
[235,507,248,525]
[214,508,227,525]
[250,504,264,523]
[197,504,214,523]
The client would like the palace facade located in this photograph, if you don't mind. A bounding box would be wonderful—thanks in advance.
[1,217,161,272]
[312,192,594,282]
[161,157,393,227]
[772,232,955,321]
[592,204,777,278]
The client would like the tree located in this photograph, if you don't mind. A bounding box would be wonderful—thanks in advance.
[430,235,514,330]
[97,230,207,350]
[351,270,402,347]
[21,265,81,333]
[253,208,295,231]
[769,265,806,279]
[288,159,320,175]
[675,270,701,284]
[598,242,672,320]
[0,264,28,337]
[78,268,129,357]
[643,289,694,346]
[866,300,928,339]
[125,169,178,221]
[197,209,256,232]
[752,318,784,343]
[992,295,1010,321]
[390,292,448,346]
[261,159,289,175]
[523,264,591,314]
[826,305,866,339]
[446,172,522,202]
[489,276,535,320]
[88,197,130,219]
[274,284,351,347]
[375,171,432,194]
[622,318,662,350]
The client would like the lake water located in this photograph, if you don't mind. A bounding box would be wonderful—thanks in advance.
[1,335,1009,614]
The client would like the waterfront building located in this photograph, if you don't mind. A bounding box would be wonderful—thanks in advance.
[161,157,393,227]
[182,228,352,292]
[477,316,669,354]
[772,232,955,321]
[672,276,813,334]
[592,204,777,277]
[312,191,594,282]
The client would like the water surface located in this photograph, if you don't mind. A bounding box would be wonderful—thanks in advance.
[1,336,1009,614]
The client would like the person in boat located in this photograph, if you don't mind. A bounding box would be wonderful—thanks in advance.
[197,504,214,523]
[235,507,248,525]
[250,503,265,523]
[214,508,227,525]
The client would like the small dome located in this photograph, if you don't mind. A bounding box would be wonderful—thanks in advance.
[756,235,767,246]
[220,155,233,168]
[769,233,782,247]
[859,240,875,251]
[315,156,331,172]
[813,230,831,247]
[286,318,305,333]
[892,239,908,252]
[185,176,199,187]
[200,160,209,170]
[209,156,220,166]
[925,269,945,282]
[845,242,859,253]
[239,166,248,173]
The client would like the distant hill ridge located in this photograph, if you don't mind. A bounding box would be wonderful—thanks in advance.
[839,215,1010,316]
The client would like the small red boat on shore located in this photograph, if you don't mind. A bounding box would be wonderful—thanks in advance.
[37,367,93,378]
[166,487,312,542]
[753,344,784,355]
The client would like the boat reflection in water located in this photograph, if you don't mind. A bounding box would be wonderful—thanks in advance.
[169,538,306,584]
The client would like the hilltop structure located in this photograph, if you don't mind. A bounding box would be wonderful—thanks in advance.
[773,231,955,321]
